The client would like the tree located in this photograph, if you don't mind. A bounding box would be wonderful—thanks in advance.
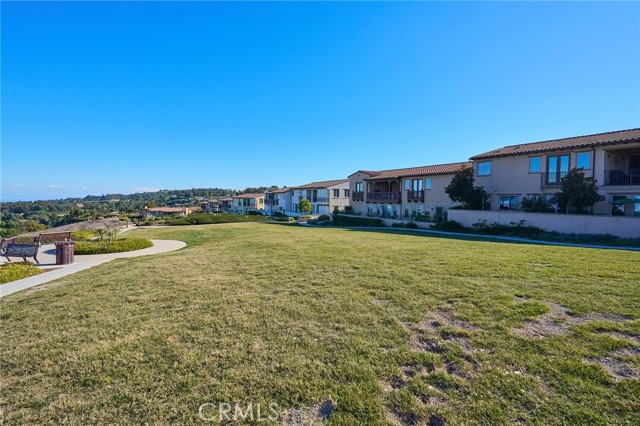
[552,168,603,214]
[444,167,489,210]
[298,199,313,215]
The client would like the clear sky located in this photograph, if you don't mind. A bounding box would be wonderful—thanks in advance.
[2,1,639,201]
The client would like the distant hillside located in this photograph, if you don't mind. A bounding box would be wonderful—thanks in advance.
[1,186,276,237]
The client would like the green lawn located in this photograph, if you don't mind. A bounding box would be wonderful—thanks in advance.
[1,223,639,425]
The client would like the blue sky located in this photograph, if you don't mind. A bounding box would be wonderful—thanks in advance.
[2,1,639,201]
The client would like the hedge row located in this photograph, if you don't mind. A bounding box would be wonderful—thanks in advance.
[332,215,384,227]
[167,213,269,226]
[0,263,42,284]
[74,238,154,255]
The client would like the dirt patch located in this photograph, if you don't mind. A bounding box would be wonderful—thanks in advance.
[586,356,640,380]
[513,300,633,339]
[407,309,477,356]
[280,398,335,426]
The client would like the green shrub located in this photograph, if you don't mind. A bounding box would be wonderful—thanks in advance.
[392,222,419,229]
[317,215,331,221]
[332,214,384,227]
[71,230,99,241]
[0,263,42,284]
[74,238,153,255]
[430,220,465,232]
[167,213,268,226]
[272,216,293,222]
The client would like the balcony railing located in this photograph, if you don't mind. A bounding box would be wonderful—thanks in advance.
[352,191,364,202]
[541,172,564,187]
[604,169,640,186]
[407,190,424,203]
[367,192,401,203]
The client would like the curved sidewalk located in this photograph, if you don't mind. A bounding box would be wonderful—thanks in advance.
[0,239,186,298]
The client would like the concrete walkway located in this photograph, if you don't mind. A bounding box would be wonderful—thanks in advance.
[0,239,186,298]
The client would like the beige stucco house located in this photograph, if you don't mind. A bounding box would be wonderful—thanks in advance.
[290,180,350,215]
[348,162,471,220]
[231,193,265,214]
[470,128,640,215]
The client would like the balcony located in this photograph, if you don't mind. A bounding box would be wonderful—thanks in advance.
[407,190,424,203]
[352,191,364,202]
[604,169,640,186]
[540,172,565,188]
[367,192,401,203]
[265,198,276,205]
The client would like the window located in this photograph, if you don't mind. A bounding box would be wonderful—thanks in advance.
[547,155,570,184]
[499,195,521,211]
[333,189,340,198]
[529,157,541,173]
[478,162,491,176]
[411,179,423,191]
[343,189,349,197]
[355,182,363,192]
[636,196,640,217]
[577,152,591,169]
[424,178,432,190]
[404,179,411,190]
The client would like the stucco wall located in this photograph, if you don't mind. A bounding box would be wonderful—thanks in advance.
[448,210,640,238]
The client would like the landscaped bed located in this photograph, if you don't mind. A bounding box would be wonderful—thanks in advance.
[0,262,42,284]
[1,223,638,424]
[73,238,153,255]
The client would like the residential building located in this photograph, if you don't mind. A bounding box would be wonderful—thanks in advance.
[264,187,292,215]
[348,162,471,220]
[202,197,233,213]
[142,206,193,218]
[230,193,265,214]
[290,180,350,215]
[469,128,640,215]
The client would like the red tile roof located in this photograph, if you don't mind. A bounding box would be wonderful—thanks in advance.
[470,128,640,160]
[233,193,265,199]
[291,179,349,189]
[265,187,291,194]
[360,162,471,181]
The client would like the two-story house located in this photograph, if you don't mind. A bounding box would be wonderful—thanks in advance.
[290,180,350,215]
[470,128,640,215]
[230,193,265,214]
[348,162,471,220]
[264,187,292,215]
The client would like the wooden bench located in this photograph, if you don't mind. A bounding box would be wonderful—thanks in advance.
[2,243,40,264]
[37,231,72,245]
[1,236,17,251]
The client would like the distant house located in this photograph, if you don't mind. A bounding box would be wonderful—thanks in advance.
[264,187,292,215]
[469,128,640,215]
[202,197,233,213]
[231,193,265,214]
[348,162,471,220]
[290,179,350,215]
[142,206,193,218]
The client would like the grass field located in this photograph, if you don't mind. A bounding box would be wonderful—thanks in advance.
[1,223,639,425]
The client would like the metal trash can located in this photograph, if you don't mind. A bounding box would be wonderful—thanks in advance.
[55,241,75,265]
